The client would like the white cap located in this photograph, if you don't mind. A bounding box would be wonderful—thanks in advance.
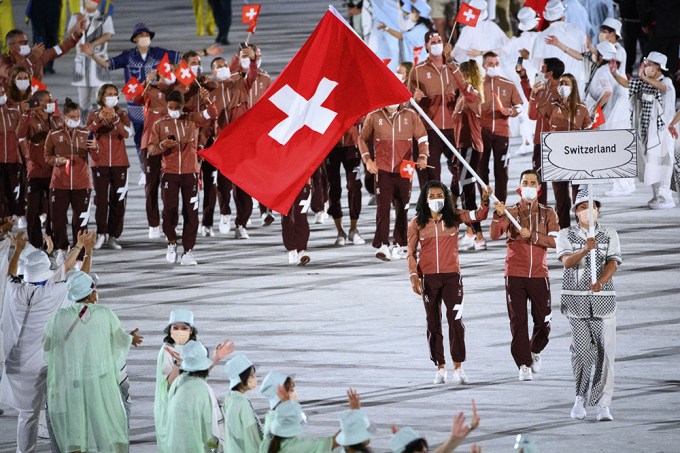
[468,0,489,21]
[24,251,53,283]
[543,0,565,22]
[645,51,668,71]
[596,41,618,61]
[601,18,622,39]
[179,340,213,372]
[573,188,601,212]
[225,354,254,389]
[17,243,37,276]
[517,7,539,31]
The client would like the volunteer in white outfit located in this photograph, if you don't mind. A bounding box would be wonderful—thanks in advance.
[379,0,433,64]
[453,0,509,66]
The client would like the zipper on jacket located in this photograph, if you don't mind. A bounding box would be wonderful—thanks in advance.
[491,78,495,134]
[1,110,7,162]
[69,130,74,190]
[528,206,533,277]
[435,220,441,274]
[174,120,182,174]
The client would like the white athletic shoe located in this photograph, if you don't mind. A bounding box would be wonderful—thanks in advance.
[348,229,366,245]
[459,233,476,251]
[261,211,275,226]
[531,352,542,373]
[235,226,249,239]
[367,194,376,206]
[519,365,533,381]
[219,215,231,234]
[649,196,675,210]
[288,250,298,264]
[138,172,146,186]
[16,216,27,229]
[180,250,197,266]
[605,188,634,197]
[108,237,122,250]
[297,250,310,266]
[571,396,587,420]
[200,226,213,237]
[166,243,177,264]
[314,211,327,224]
[433,368,447,384]
[391,245,406,260]
[375,244,391,261]
[597,405,613,421]
[451,368,470,385]
[39,213,47,226]
[473,237,487,251]
[94,234,106,250]
[335,234,347,246]
[149,226,161,239]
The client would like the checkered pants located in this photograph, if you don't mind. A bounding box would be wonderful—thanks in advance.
[568,317,616,407]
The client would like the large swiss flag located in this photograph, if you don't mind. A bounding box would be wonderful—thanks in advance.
[200,7,411,214]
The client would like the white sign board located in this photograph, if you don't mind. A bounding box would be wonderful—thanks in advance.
[540,129,637,182]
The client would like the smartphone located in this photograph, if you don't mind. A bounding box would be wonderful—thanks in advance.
[239,42,248,50]
[517,56,523,66]
[87,131,95,141]
[28,100,40,108]
[168,134,176,141]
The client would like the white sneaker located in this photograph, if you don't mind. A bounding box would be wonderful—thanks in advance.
[570,396,586,420]
[348,229,366,245]
[246,219,252,228]
[138,172,146,186]
[16,216,27,229]
[166,243,177,263]
[597,405,613,421]
[180,250,197,266]
[473,237,487,251]
[108,237,122,250]
[451,368,470,385]
[367,195,376,206]
[335,234,347,246]
[391,245,405,260]
[605,188,633,197]
[288,250,298,264]
[219,215,231,234]
[297,250,310,266]
[200,226,213,237]
[375,244,391,261]
[261,212,275,226]
[149,226,161,239]
[235,226,249,239]
[515,141,533,156]
[459,233,475,251]
[649,196,675,209]
[94,234,106,250]
[531,352,542,373]
[519,365,533,381]
[314,211,327,224]
[433,368,447,384]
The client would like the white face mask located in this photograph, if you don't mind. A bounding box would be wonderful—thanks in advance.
[66,118,80,129]
[163,73,177,85]
[240,58,251,71]
[557,85,571,98]
[486,66,499,77]
[45,102,56,114]
[136,36,151,47]
[396,72,405,83]
[168,109,181,119]
[428,199,445,213]
[536,72,547,85]
[15,79,30,91]
[386,103,400,110]
[215,67,231,80]
[256,58,262,69]
[520,186,538,201]
[0,95,6,105]
[403,17,417,31]
[19,45,31,57]
[190,65,201,76]
[170,329,191,345]
[577,208,598,226]
[104,96,118,108]
[429,43,444,56]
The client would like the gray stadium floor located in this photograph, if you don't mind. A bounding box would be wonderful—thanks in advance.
[1,1,679,452]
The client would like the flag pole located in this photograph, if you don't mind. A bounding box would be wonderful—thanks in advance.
[245,32,252,44]
[409,98,522,230]
[447,21,458,44]
[587,183,597,284]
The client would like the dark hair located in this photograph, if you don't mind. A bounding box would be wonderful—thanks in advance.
[283,377,294,392]
[415,181,461,229]
[182,50,200,62]
[543,57,565,79]
[32,90,49,104]
[96,83,118,107]
[63,97,80,115]
[268,435,285,453]
[424,30,440,45]
[9,67,31,102]
[558,73,582,120]
[166,90,185,105]
[188,369,210,379]
[347,444,372,452]
[520,169,541,184]
[599,25,616,36]
[211,57,226,69]
[404,438,428,453]
[233,365,256,392]
[483,51,498,61]
[5,29,25,44]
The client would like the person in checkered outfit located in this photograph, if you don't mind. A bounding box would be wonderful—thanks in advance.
[556,189,621,422]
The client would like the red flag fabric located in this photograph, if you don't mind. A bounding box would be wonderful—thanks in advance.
[382,58,392,65]
[242,4,261,24]
[121,76,143,101]
[400,160,417,180]
[247,21,257,33]
[456,3,482,27]
[31,77,47,94]
[199,7,412,214]
[591,104,606,129]
[65,159,71,175]
[413,46,423,65]
[157,52,173,79]
[175,60,196,87]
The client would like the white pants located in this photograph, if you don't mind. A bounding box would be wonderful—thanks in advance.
[600,316,617,407]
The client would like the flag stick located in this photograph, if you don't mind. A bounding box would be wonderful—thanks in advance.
[409,98,522,230]
[447,21,458,44]
[587,183,597,284]
[245,32,252,44]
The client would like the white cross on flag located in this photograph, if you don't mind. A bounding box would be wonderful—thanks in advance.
[174,60,196,87]
[31,77,47,94]
[200,6,411,214]
[122,76,143,101]
[242,4,262,24]
[456,2,482,27]
[591,104,606,129]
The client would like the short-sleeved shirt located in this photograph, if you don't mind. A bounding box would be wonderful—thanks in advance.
[556,223,622,319]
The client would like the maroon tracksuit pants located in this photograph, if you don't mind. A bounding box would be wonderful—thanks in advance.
[480,129,510,203]
[143,150,162,228]
[201,160,232,227]
[92,166,127,238]
[422,272,466,366]
[372,170,411,248]
[450,147,482,234]
[532,143,571,228]
[162,173,199,251]
[281,184,311,252]
[233,185,252,228]
[0,163,22,218]
[326,146,362,221]
[50,188,91,250]
[311,165,329,214]
[26,177,51,248]
[416,128,455,188]
[505,276,552,368]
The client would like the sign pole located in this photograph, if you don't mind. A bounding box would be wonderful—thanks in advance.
[588,183,597,284]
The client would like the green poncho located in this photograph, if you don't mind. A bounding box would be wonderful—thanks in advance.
[166,374,217,452]
[223,390,263,453]
[43,303,131,453]
[259,435,334,453]
[154,344,177,453]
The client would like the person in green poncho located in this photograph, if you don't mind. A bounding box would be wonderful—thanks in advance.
[223,353,264,452]
[260,399,338,453]
[165,340,224,452]
[155,309,234,453]
[336,408,373,452]
[43,271,143,453]
[260,370,297,438]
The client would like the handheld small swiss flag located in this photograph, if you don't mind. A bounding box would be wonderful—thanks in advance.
[175,60,196,87]
[122,76,143,101]
[413,46,424,65]
[456,2,482,27]
[242,4,261,24]
[31,77,47,94]
[157,53,173,79]
[400,160,417,180]
[591,104,606,129]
